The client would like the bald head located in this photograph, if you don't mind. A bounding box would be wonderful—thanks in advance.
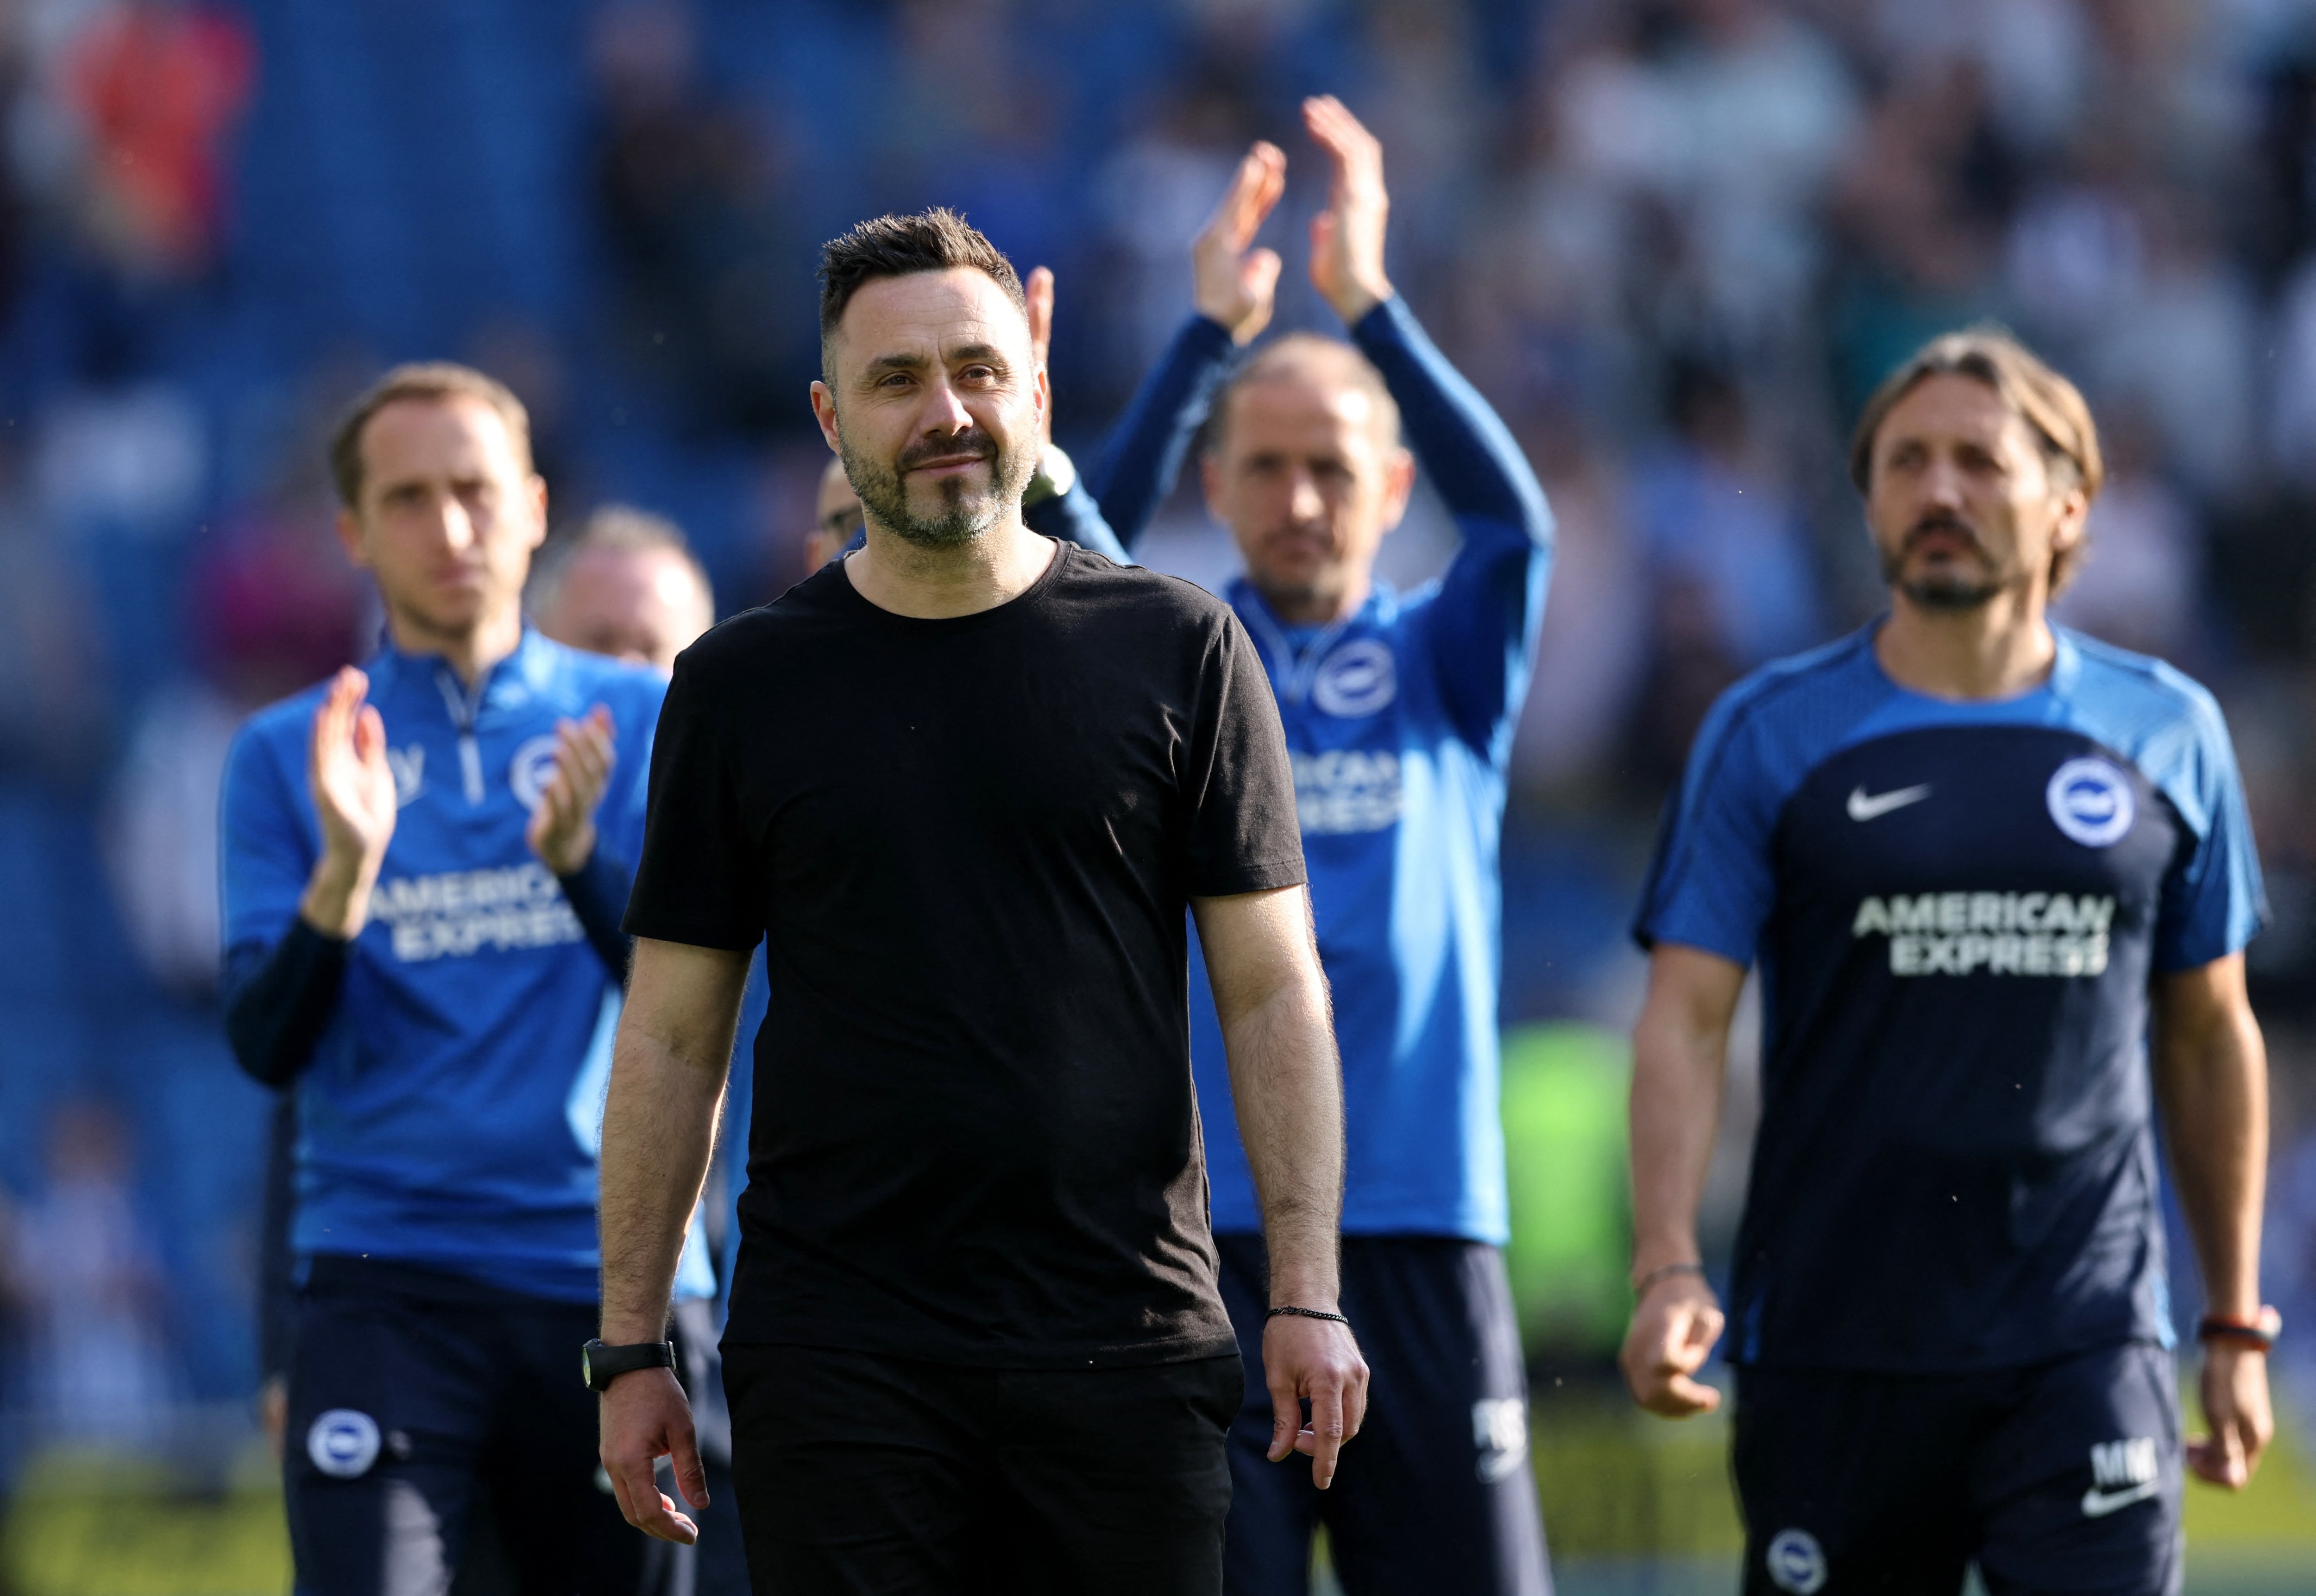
[1212,334,1401,457]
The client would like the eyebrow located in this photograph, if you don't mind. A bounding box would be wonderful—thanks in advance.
[860,343,1010,376]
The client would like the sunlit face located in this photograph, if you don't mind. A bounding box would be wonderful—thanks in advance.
[810,268,1044,548]
[337,396,546,645]
[1864,372,2086,613]
[1201,356,1413,622]
[535,545,711,672]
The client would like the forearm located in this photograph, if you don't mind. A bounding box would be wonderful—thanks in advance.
[1084,314,1237,550]
[221,923,349,1087]
[1628,1005,1728,1277]
[2156,1002,2268,1320]
[1349,296,1549,543]
[599,1020,731,1342]
[559,847,635,983]
[1221,973,1345,1306]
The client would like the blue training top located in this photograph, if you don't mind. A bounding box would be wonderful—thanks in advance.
[220,628,712,1303]
[1089,298,1554,1243]
[1635,623,2265,1370]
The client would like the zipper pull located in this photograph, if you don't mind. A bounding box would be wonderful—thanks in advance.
[459,734,484,805]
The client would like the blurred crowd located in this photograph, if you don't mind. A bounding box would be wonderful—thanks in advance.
[6,0,2316,1470]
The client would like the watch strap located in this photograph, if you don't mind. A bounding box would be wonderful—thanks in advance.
[583,1338,676,1392]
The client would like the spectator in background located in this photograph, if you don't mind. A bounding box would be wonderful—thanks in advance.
[64,0,255,278]
[6,1098,172,1448]
[591,0,800,438]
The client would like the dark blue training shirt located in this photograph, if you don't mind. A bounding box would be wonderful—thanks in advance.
[1636,624,2265,1371]
[1088,299,1554,1243]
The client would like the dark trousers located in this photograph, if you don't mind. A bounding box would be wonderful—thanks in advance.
[1733,1342,2184,1596]
[283,1258,651,1596]
[1216,1234,1552,1596]
[722,1342,1240,1595]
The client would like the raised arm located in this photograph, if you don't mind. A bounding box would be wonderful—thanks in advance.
[1190,882,1367,1490]
[1083,142,1286,549]
[2152,953,2273,1489]
[1620,942,1743,1419]
[1303,94,1553,753]
[597,934,751,1545]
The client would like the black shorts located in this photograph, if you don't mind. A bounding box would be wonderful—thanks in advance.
[282,1257,655,1596]
[722,1341,1240,1595]
[1733,1342,2184,1596]
[1215,1233,1552,1596]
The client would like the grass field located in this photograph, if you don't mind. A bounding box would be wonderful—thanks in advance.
[3,1385,2310,1596]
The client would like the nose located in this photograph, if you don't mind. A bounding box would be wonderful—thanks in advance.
[1288,466,1324,525]
[917,374,972,439]
[1918,454,1967,509]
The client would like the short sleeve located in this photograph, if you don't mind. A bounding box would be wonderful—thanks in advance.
[2152,699,2267,971]
[622,655,763,950]
[1177,610,1307,898]
[220,718,315,956]
[600,676,666,868]
[1632,694,1781,966]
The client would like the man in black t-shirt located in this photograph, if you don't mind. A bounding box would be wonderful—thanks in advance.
[591,208,1367,1595]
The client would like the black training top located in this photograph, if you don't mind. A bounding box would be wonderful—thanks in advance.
[625,541,1307,1368]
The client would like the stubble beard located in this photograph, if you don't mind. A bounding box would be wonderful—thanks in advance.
[838,424,1035,549]
[1881,514,2023,612]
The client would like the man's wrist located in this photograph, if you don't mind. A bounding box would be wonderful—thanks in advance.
[542,825,597,879]
[1328,281,1390,327]
[299,855,376,939]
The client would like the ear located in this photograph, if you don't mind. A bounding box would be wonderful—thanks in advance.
[523,473,549,552]
[334,507,371,571]
[810,381,842,454]
[1200,448,1227,522]
[1375,446,1416,536]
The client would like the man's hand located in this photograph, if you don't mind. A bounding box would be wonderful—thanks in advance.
[1303,95,1392,327]
[1026,264,1058,451]
[1619,1273,1725,1418]
[2189,1342,2274,1489]
[1193,140,1286,345]
[526,705,615,876]
[301,666,397,939]
[1263,1313,1368,1490]
[600,1367,708,1545]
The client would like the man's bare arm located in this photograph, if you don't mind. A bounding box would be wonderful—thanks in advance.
[1191,884,1367,1489]
[597,935,750,1544]
[1620,943,1744,1417]
[2152,953,2273,1488]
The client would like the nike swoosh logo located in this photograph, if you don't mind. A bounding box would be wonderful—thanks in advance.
[1847,784,1932,822]
[2080,1479,2160,1518]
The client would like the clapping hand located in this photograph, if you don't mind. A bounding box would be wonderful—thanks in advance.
[1303,95,1393,327]
[526,705,617,876]
[301,666,398,939]
[1193,140,1287,345]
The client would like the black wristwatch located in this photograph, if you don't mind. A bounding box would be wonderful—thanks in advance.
[583,1338,676,1393]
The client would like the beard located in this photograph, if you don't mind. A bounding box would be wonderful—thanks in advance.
[1880,510,2022,611]
[838,423,1035,549]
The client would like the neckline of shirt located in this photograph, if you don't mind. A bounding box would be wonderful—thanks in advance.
[831,534,1074,629]
[1860,615,2079,709]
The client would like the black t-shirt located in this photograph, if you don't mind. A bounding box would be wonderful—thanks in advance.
[624,542,1306,1367]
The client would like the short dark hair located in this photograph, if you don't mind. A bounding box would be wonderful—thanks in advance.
[527,503,712,620]
[1848,327,2103,595]
[329,361,533,509]
[817,208,1025,369]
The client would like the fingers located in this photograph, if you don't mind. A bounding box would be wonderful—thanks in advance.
[1304,94,1380,178]
[612,1453,699,1544]
[669,1415,711,1512]
[1304,1381,1347,1491]
[308,667,364,773]
[353,705,387,770]
[1265,1364,1301,1464]
[1026,265,1055,364]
